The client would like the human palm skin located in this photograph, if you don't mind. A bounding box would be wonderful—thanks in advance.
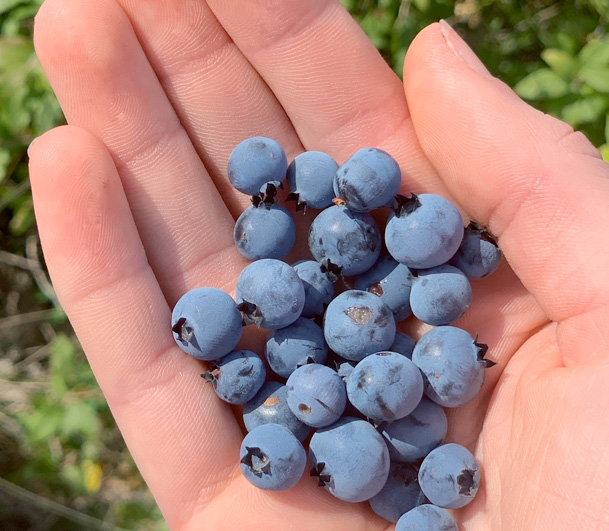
[28,1,609,530]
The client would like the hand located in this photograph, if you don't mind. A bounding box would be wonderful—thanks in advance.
[28,1,609,529]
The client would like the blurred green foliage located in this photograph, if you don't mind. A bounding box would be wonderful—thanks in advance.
[0,0,608,529]
[342,0,609,152]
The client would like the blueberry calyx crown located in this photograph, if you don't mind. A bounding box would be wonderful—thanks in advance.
[457,468,477,496]
[240,446,271,477]
[172,317,193,345]
[393,193,422,217]
[467,221,499,247]
[201,365,221,383]
[320,259,342,283]
[237,301,264,327]
[310,462,331,487]
[475,339,496,368]
[252,182,282,208]
[285,192,307,212]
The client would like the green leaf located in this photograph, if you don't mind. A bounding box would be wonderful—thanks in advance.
[605,113,609,144]
[8,196,34,234]
[578,38,609,67]
[412,0,430,12]
[0,147,10,182]
[599,143,609,163]
[60,401,101,439]
[562,95,609,127]
[514,68,570,100]
[49,333,75,396]
[541,49,577,79]
[0,37,34,72]
[579,67,609,93]
[0,0,27,16]
[19,403,64,443]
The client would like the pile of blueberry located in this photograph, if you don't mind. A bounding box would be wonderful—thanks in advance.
[171,137,502,529]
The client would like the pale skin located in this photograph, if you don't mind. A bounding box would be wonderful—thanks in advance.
[27,0,609,529]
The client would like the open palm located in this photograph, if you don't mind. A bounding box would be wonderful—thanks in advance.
[28,1,609,529]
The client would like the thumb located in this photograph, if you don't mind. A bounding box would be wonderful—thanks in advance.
[403,21,609,365]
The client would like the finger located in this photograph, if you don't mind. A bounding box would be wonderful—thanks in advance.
[404,22,609,364]
[34,0,247,303]
[28,126,245,527]
[205,0,443,194]
[113,0,304,214]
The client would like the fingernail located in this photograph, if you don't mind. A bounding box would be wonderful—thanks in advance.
[439,19,493,78]
[27,136,40,158]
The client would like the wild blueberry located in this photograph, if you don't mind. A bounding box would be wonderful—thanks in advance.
[201,350,266,404]
[418,443,480,509]
[228,137,287,195]
[395,504,458,531]
[308,205,381,276]
[410,264,472,326]
[236,259,305,330]
[451,221,502,278]
[266,317,328,378]
[323,290,396,361]
[412,326,494,407]
[308,417,390,502]
[369,463,427,523]
[354,254,414,321]
[286,151,338,210]
[239,423,306,491]
[291,260,335,318]
[234,204,295,261]
[171,287,242,360]
[346,351,423,421]
[378,397,448,462]
[333,147,402,212]
[243,381,311,442]
[385,193,464,269]
[286,364,346,427]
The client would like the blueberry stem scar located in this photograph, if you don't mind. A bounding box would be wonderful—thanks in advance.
[172,317,193,345]
[393,193,422,216]
[310,462,331,487]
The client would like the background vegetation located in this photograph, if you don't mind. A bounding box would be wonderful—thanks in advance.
[1,0,607,529]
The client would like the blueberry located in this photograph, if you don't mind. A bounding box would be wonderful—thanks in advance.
[323,290,396,361]
[286,151,338,210]
[239,423,306,491]
[369,463,427,523]
[286,364,346,427]
[171,287,242,360]
[236,259,305,330]
[291,260,335,317]
[308,205,381,276]
[418,443,480,509]
[308,417,390,502]
[378,397,448,462]
[385,193,464,269]
[228,137,287,195]
[201,350,266,404]
[234,204,295,261]
[346,351,423,421]
[412,326,493,407]
[266,318,328,378]
[354,254,414,321]
[410,264,472,326]
[451,221,502,278]
[333,147,402,212]
[395,504,458,531]
[243,381,311,442]
[390,332,416,359]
